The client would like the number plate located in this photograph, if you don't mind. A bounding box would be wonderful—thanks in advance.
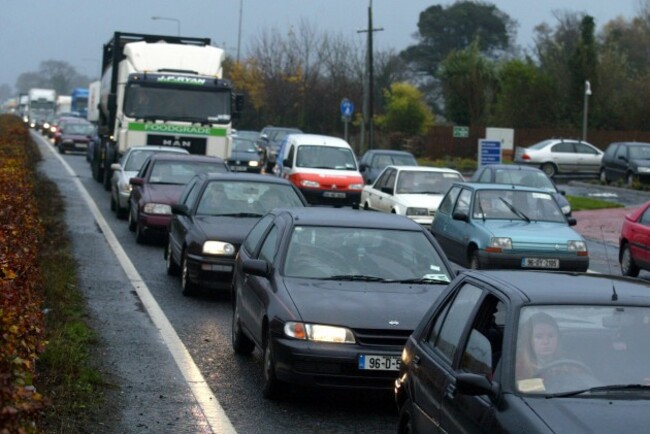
[230,166,247,171]
[323,191,346,198]
[74,142,87,149]
[358,354,401,371]
[522,257,560,269]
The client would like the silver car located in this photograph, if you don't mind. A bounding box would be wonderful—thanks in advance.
[109,146,189,218]
[514,139,603,177]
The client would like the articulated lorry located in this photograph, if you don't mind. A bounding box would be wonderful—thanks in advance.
[93,31,242,189]
[71,87,89,118]
[27,88,56,131]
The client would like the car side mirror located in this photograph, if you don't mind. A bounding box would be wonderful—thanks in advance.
[359,163,368,172]
[567,217,577,226]
[283,158,293,168]
[559,190,566,196]
[618,155,627,161]
[242,258,271,278]
[171,204,189,216]
[456,373,499,399]
[129,177,144,186]
[453,211,469,222]
[381,186,394,195]
[110,163,121,171]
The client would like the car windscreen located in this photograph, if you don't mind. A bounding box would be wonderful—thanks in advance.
[63,123,95,135]
[494,170,556,192]
[473,190,565,222]
[196,181,304,215]
[148,161,228,184]
[515,305,650,396]
[296,145,357,170]
[527,140,555,150]
[396,171,463,194]
[233,138,258,153]
[125,150,186,172]
[628,145,650,160]
[283,226,451,282]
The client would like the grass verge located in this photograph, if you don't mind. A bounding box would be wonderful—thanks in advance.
[566,195,624,211]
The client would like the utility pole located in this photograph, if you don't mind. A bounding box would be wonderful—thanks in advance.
[357,0,383,152]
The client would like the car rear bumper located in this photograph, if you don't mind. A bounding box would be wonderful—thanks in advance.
[477,250,589,272]
[139,213,172,233]
[272,337,403,390]
[299,189,361,207]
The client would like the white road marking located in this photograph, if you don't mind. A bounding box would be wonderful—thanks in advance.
[39,135,236,434]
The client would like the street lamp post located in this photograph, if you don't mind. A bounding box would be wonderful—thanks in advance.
[582,80,591,142]
[236,0,243,63]
[151,16,181,36]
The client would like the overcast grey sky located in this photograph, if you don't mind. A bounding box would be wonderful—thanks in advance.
[0,0,639,91]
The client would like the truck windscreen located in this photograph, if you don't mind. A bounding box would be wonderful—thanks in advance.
[123,85,231,123]
[31,101,55,110]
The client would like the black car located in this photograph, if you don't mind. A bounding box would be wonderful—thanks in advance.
[600,141,650,186]
[471,164,572,215]
[358,149,418,185]
[226,136,263,173]
[231,208,454,399]
[396,270,650,433]
[256,126,302,173]
[166,173,308,296]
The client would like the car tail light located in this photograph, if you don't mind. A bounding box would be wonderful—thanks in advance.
[521,153,531,160]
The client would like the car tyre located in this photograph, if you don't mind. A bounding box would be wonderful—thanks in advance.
[541,162,556,178]
[232,300,255,355]
[621,244,640,277]
[135,218,147,244]
[600,168,609,185]
[58,143,65,154]
[110,192,116,212]
[165,239,180,276]
[181,251,197,296]
[262,330,289,399]
[470,251,481,270]
[128,208,136,232]
[397,398,414,434]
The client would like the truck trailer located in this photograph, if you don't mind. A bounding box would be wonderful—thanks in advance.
[27,88,56,131]
[71,87,89,118]
[93,31,242,189]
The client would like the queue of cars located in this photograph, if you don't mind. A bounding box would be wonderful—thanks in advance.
[42,122,650,432]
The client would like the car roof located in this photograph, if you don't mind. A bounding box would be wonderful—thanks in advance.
[610,142,650,147]
[288,133,351,148]
[146,153,225,163]
[451,182,550,192]
[274,207,424,230]
[467,270,650,306]
[194,172,294,185]
[479,164,543,172]
[363,149,414,156]
[388,165,461,174]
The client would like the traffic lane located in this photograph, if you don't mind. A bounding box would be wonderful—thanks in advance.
[62,152,399,433]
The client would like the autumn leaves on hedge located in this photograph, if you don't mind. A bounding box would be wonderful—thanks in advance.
[0,115,48,432]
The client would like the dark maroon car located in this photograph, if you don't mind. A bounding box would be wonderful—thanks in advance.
[54,118,96,154]
[128,153,229,243]
[620,201,650,276]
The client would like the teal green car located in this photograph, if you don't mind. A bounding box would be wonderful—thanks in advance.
[430,183,589,271]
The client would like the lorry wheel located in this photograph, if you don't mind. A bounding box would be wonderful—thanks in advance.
[103,168,111,191]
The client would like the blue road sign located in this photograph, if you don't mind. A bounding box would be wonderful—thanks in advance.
[478,139,502,167]
[340,98,354,118]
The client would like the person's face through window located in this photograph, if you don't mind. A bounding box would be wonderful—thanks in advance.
[532,322,558,362]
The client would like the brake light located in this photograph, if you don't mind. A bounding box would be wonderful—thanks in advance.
[521,153,531,160]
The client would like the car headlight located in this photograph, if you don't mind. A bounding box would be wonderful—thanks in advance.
[118,181,132,194]
[488,237,512,251]
[406,207,428,216]
[284,322,356,343]
[637,167,650,174]
[248,160,259,167]
[348,183,364,190]
[561,205,571,215]
[300,179,320,188]
[202,241,236,256]
[568,240,587,253]
[143,203,171,215]
[43,122,50,129]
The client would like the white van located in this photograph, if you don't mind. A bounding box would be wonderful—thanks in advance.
[279,134,363,206]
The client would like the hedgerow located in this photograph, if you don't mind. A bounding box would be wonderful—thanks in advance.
[0,115,48,432]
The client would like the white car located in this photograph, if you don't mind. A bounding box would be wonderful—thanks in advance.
[514,139,603,177]
[109,146,189,218]
[360,165,464,228]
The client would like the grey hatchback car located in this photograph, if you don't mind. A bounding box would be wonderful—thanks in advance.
[600,142,650,186]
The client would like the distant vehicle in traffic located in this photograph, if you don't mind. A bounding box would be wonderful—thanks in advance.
[231,207,453,399]
[127,153,229,243]
[225,137,263,173]
[600,142,650,186]
[166,173,307,296]
[358,149,418,185]
[514,139,603,177]
[619,200,650,276]
[471,164,571,215]
[256,126,302,173]
[396,270,650,433]
[430,182,588,271]
[361,165,464,229]
[53,118,95,154]
[109,146,190,219]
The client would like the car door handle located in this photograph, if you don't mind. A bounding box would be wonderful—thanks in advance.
[446,383,456,399]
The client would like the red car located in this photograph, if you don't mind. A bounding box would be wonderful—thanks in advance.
[128,153,229,243]
[53,118,95,154]
[620,201,650,276]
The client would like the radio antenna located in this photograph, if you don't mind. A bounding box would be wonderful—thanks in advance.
[600,225,618,301]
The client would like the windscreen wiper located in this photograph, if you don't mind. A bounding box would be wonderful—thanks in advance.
[499,197,530,222]
[546,384,650,398]
[323,275,389,282]
[213,212,264,218]
[394,277,450,284]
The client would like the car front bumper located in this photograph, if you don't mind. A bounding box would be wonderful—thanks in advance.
[477,250,589,272]
[186,251,235,291]
[272,336,405,390]
[299,188,361,207]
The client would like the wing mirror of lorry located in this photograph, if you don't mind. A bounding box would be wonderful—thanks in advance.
[108,93,117,111]
[283,158,293,168]
[234,94,244,112]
